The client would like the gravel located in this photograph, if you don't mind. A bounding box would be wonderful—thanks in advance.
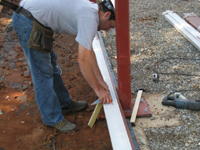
[102,0,200,149]
[103,0,200,99]
[144,109,200,150]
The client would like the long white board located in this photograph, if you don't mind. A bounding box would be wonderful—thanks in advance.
[92,33,134,150]
[163,10,200,51]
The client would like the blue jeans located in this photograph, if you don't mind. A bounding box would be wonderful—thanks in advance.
[12,13,72,125]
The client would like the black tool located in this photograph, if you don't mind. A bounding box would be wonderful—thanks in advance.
[135,88,146,92]
[162,95,200,111]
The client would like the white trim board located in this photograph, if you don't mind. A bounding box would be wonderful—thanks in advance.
[162,10,200,51]
[92,32,134,150]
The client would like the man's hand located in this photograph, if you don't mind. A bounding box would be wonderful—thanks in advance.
[95,86,112,104]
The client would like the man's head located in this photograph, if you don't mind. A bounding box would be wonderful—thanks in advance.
[98,0,115,31]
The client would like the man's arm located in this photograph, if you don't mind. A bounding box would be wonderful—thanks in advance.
[78,44,112,104]
[90,47,109,92]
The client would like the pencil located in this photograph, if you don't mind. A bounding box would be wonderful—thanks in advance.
[109,99,113,104]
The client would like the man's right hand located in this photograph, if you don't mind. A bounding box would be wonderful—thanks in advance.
[94,86,112,104]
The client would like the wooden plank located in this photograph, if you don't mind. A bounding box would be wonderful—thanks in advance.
[92,32,135,150]
[0,0,3,12]
[88,103,103,128]
[162,10,200,51]
[130,90,143,123]
[0,6,3,12]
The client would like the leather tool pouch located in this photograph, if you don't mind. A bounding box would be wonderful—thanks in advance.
[28,19,54,52]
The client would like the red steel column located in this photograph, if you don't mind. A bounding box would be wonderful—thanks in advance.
[115,0,131,116]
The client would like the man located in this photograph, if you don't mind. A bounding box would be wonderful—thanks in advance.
[12,0,115,133]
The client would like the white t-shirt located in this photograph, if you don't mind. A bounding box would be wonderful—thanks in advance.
[20,0,99,50]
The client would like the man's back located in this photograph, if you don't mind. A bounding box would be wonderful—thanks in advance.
[20,0,98,34]
[20,0,99,50]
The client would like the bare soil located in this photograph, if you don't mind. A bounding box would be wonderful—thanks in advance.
[0,8,112,150]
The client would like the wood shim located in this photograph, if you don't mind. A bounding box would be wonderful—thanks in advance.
[88,103,103,128]
[130,90,143,123]
[0,0,3,12]
[162,10,200,51]
[92,33,135,150]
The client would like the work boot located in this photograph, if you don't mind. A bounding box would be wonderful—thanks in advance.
[51,119,76,133]
[62,100,88,115]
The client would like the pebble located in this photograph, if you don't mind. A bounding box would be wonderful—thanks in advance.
[185,143,189,147]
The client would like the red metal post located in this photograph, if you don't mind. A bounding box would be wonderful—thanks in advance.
[115,0,132,116]
[90,0,96,3]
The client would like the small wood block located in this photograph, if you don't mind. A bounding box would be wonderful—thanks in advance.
[0,0,3,12]
[130,90,143,123]
[88,103,103,128]
[131,99,151,117]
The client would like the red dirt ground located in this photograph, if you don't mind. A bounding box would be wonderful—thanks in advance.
[0,7,112,150]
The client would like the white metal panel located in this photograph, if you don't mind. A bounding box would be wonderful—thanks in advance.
[92,34,133,150]
[163,10,200,51]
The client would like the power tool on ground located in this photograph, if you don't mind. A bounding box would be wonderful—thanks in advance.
[162,92,200,111]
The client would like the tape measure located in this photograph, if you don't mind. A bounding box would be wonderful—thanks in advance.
[152,73,159,82]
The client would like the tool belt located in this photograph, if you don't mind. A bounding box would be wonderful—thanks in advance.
[0,0,54,52]
[28,18,54,52]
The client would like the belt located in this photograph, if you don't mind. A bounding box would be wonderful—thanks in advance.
[15,7,34,21]
[0,0,33,21]
[0,0,18,11]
